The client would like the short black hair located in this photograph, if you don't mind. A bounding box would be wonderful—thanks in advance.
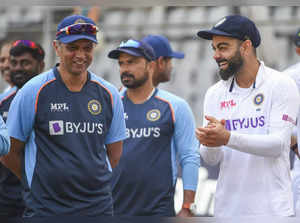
[10,42,45,62]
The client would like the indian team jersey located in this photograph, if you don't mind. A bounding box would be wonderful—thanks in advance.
[0,87,24,217]
[201,62,299,217]
[111,88,200,216]
[7,67,127,217]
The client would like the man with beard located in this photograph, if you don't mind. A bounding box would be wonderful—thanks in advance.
[108,39,200,216]
[196,15,300,217]
[0,40,45,122]
[0,15,127,217]
[0,40,45,218]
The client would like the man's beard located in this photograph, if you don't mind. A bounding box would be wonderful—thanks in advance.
[121,71,149,89]
[217,50,244,81]
[10,71,35,88]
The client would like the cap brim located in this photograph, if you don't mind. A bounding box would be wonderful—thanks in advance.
[108,48,143,59]
[170,51,184,59]
[197,28,234,40]
[58,35,98,44]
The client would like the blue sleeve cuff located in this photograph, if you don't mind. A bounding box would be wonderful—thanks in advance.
[182,162,199,191]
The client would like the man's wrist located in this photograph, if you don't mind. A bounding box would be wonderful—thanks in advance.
[182,202,197,215]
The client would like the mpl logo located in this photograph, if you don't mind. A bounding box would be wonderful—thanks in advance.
[49,120,64,135]
[50,103,70,112]
[220,99,236,110]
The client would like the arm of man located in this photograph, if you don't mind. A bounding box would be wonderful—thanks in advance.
[0,81,37,179]
[173,99,200,217]
[0,115,10,156]
[0,137,24,179]
[104,84,127,168]
[200,77,300,158]
[106,141,123,169]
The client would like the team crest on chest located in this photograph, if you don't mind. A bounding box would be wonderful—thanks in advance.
[254,93,264,106]
[88,99,102,115]
[146,109,161,122]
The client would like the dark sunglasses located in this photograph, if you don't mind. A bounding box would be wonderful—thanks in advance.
[56,23,99,37]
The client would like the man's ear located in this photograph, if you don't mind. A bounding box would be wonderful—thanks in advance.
[39,61,45,73]
[240,39,252,56]
[157,56,165,69]
[52,40,61,58]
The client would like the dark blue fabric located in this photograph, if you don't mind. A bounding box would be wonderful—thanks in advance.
[111,89,175,216]
[0,90,25,217]
[21,67,114,216]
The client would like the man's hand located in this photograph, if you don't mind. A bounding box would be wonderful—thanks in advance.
[195,115,230,147]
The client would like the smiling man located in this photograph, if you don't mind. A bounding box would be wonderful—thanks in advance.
[0,15,127,217]
[196,15,300,217]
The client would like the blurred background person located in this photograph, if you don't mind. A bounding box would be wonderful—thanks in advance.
[0,39,45,218]
[0,41,15,98]
[283,28,300,217]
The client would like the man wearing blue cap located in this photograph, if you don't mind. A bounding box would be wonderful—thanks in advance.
[0,15,127,217]
[196,15,299,217]
[141,34,199,215]
[108,39,200,217]
[141,35,184,87]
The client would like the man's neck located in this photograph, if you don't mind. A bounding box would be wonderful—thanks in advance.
[58,66,87,92]
[235,59,260,88]
[126,84,155,104]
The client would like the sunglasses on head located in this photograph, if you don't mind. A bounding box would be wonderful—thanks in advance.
[12,40,43,56]
[119,39,153,61]
[56,23,99,37]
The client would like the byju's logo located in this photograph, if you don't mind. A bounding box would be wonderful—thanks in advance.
[50,103,70,112]
[49,120,104,135]
[225,115,265,131]
[49,120,64,135]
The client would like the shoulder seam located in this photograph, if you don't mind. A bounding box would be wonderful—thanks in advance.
[90,80,114,109]
[35,78,56,113]
[155,95,175,123]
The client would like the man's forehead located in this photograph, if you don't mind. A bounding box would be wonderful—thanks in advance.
[10,52,36,61]
[212,35,240,46]
[66,39,94,46]
[118,52,144,61]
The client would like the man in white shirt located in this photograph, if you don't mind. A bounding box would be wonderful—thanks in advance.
[196,15,300,217]
[283,28,300,216]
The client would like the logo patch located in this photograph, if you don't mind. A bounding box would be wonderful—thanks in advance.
[74,18,86,24]
[88,99,102,115]
[282,114,296,125]
[49,120,64,135]
[254,93,264,106]
[50,103,70,112]
[146,109,161,122]
[214,17,226,27]
[220,99,236,109]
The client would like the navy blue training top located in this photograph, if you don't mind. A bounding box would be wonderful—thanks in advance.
[7,67,127,217]
[111,88,200,216]
[0,87,25,217]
